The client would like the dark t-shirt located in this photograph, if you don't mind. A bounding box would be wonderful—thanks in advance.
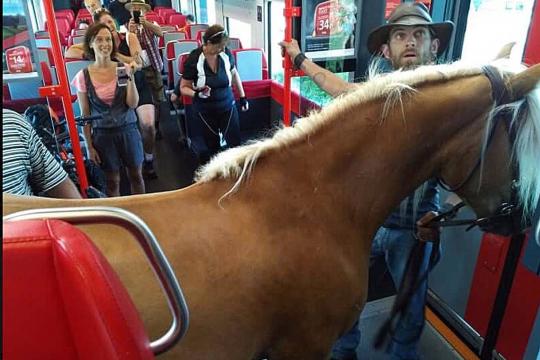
[108,0,131,26]
[182,47,236,113]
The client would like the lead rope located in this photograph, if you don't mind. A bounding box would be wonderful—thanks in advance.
[374,234,441,350]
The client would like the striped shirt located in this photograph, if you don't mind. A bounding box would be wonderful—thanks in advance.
[2,109,68,196]
[136,25,163,72]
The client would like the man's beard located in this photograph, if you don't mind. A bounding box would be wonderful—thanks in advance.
[391,50,432,70]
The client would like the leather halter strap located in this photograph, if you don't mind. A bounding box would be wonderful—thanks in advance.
[481,65,508,106]
[437,65,508,193]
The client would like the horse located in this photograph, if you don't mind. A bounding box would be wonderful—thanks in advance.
[3,61,540,359]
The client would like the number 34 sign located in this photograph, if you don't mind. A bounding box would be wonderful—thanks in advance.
[6,46,33,74]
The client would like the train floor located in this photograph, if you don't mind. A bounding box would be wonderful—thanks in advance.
[138,107,199,194]
[143,109,463,360]
[352,296,463,360]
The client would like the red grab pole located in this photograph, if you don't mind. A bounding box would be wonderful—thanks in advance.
[282,2,301,127]
[40,0,89,197]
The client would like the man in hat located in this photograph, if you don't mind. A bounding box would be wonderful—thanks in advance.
[281,3,454,359]
[126,0,164,178]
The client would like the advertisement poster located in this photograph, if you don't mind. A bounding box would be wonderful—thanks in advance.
[3,0,38,78]
[301,0,357,60]
[6,46,33,74]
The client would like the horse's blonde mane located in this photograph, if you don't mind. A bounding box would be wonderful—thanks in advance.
[196,61,491,187]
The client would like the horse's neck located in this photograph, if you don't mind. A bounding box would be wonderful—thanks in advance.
[252,78,490,236]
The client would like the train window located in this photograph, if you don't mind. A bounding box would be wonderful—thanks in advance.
[206,0,217,24]
[461,0,534,62]
[3,0,41,82]
[227,18,252,49]
[268,0,286,79]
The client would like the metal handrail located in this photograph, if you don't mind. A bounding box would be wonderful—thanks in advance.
[3,206,189,355]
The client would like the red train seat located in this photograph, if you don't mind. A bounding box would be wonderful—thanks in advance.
[3,219,154,360]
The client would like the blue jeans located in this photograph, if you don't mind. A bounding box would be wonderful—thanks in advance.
[331,227,434,360]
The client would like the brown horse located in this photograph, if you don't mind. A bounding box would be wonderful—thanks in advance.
[4,61,540,359]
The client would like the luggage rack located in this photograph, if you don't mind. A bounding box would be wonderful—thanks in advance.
[3,206,189,355]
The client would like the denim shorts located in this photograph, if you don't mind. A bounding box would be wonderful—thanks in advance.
[92,123,144,172]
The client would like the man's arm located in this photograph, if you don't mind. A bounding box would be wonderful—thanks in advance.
[279,39,356,98]
[141,15,163,37]
[46,177,82,198]
[25,118,81,199]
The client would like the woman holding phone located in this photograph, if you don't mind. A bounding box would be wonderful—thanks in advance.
[71,23,145,197]
[179,24,249,164]
[67,10,155,180]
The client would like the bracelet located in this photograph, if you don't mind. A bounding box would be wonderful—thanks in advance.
[293,52,308,70]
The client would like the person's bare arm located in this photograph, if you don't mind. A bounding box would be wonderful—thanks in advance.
[125,65,139,108]
[46,177,82,198]
[141,16,163,37]
[279,39,356,98]
[180,78,197,97]
[77,91,101,165]
[65,44,85,59]
[127,32,143,70]
[231,68,246,97]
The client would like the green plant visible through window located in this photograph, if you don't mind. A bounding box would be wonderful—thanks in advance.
[272,70,350,107]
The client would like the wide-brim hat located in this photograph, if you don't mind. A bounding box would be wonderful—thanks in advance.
[125,0,151,12]
[367,3,454,55]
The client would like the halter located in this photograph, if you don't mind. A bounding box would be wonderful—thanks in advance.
[430,66,527,236]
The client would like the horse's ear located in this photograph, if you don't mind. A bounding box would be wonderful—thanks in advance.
[507,63,540,102]
[494,42,516,60]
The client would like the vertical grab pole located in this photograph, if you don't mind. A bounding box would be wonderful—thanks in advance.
[282,2,301,126]
[283,0,294,127]
[41,0,89,197]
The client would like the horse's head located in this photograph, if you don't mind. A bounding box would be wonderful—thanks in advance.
[438,63,540,235]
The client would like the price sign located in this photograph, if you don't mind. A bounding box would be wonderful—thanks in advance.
[313,0,347,37]
[5,46,33,74]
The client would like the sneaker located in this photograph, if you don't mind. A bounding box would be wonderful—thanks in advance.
[143,160,158,179]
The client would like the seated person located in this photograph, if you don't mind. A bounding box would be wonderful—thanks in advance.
[178,14,195,33]
[2,109,81,198]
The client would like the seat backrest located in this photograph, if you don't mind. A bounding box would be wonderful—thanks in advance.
[228,37,243,50]
[65,59,92,118]
[3,219,154,360]
[36,38,52,48]
[38,47,54,67]
[40,61,53,86]
[158,8,176,19]
[187,24,209,39]
[196,30,206,44]
[164,31,187,45]
[233,48,268,81]
[146,14,164,25]
[65,60,92,95]
[168,41,198,87]
[169,14,187,28]
[72,28,87,36]
[72,35,85,45]
[57,10,75,27]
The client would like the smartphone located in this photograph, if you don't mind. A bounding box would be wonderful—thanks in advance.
[133,10,141,24]
[117,66,129,87]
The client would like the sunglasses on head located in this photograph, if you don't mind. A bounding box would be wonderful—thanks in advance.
[208,30,227,40]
